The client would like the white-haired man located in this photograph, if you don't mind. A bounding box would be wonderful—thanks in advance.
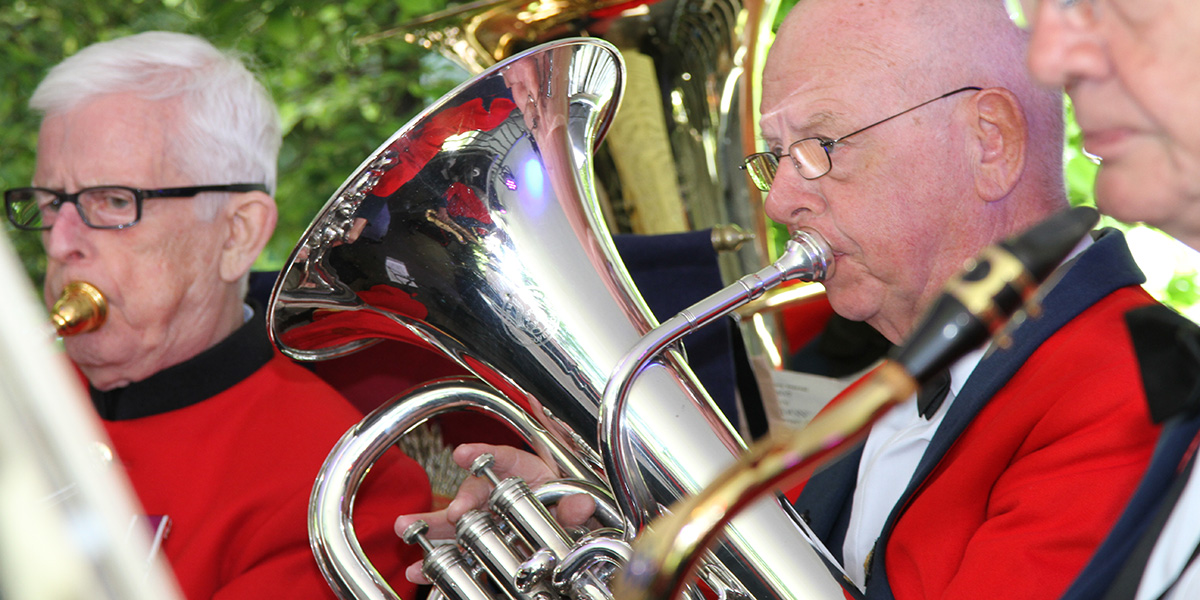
[4,31,430,599]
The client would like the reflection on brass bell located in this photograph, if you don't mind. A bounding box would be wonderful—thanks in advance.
[51,281,108,337]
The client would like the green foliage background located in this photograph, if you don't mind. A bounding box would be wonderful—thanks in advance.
[3,0,1196,315]
[0,0,463,288]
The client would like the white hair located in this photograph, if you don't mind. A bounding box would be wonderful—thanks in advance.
[30,31,281,220]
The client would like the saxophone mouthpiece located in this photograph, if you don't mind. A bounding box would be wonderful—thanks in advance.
[51,281,108,337]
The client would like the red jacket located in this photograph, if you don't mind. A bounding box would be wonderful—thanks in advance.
[792,230,1161,600]
[884,286,1159,599]
[94,317,430,599]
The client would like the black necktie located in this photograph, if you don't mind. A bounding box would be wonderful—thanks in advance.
[917,370,951,420]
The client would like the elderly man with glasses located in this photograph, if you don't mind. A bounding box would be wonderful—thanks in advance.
[1008,1,1200,599]
[4,31,432,599]
[394,1,1163,599]
[752,1,1162,598]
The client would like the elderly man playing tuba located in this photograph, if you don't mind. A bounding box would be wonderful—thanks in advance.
[395,0,1168,598]
[3,31,431,599]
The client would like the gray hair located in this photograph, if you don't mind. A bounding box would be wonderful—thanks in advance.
[30,31,281,220]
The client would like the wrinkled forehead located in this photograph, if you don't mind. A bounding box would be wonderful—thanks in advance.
[759,51,902,144]
[759,86,843,143]
[34,94,179,188]
[760,6,915,135]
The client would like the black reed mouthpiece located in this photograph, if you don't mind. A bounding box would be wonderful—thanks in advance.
[1000,206,1099,282]
[892,206,1100,382]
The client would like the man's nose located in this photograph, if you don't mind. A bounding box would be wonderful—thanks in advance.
[42,203,91,262]
[763,169,826,227]
[1026,6,1110,89]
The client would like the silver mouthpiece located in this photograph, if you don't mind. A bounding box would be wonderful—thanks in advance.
[778,227,833,283]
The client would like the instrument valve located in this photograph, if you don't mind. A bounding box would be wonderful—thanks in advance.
[515,548,558,592]
[471,453,505,487]
[401,520,437,554]
[403,520,496,600]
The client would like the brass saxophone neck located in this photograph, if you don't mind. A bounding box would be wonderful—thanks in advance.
[51,281,108,337]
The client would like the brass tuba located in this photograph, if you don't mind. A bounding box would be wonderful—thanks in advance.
[269,39,846,600]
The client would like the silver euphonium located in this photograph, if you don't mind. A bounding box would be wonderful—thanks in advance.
[268,39,846,600]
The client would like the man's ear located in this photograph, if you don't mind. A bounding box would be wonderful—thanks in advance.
[218,191,277,284]
[968,87,1027,202]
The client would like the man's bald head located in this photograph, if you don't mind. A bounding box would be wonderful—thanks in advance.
[767,0,1062,182]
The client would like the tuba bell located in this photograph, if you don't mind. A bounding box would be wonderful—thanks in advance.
[269,39,847,600]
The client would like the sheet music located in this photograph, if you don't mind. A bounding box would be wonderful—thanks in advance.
[754,358,878,432]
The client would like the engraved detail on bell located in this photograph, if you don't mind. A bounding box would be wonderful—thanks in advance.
[500,287,558,346]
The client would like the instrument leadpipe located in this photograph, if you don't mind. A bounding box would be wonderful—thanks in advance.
[599,228,832,530]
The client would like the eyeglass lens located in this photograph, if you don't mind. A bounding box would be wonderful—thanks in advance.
[7,187,139,230]
[1005,0,1029,28]
[790,140,834,180]
[744,154,780,192]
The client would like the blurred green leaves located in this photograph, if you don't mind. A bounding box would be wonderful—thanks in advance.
[3,0,1196,319]
[0,0,465,287]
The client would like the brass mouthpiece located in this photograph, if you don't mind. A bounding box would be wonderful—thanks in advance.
[51,281,108,337]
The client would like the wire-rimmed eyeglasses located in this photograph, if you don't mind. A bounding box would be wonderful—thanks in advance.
[740,86,982,192]
[4,183,268,231]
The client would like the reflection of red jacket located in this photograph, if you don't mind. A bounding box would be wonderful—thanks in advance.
[445,182,492,225]
[102,352,429,599]
[278,284,431,353]
[373,97,517,198]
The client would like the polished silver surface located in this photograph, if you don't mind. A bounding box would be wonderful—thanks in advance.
[600,227,833,530]
[396,0,777,249]
[404,520,493,600]
[277,39,844,600]
[457,510,555,600]
[309,378,595,600]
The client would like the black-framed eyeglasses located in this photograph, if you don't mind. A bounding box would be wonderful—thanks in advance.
[741,86,983,191]
[4,183,268,231]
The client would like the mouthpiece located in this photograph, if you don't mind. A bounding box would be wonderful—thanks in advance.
[778,227,833,283]
[51,281,108,337]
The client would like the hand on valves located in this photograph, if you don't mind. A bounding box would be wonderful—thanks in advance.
[394,443,596,585]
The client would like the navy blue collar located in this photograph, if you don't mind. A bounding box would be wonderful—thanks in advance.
[89,304,274,421]
[863,227,1147,599]
[1125,303,1200,423]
